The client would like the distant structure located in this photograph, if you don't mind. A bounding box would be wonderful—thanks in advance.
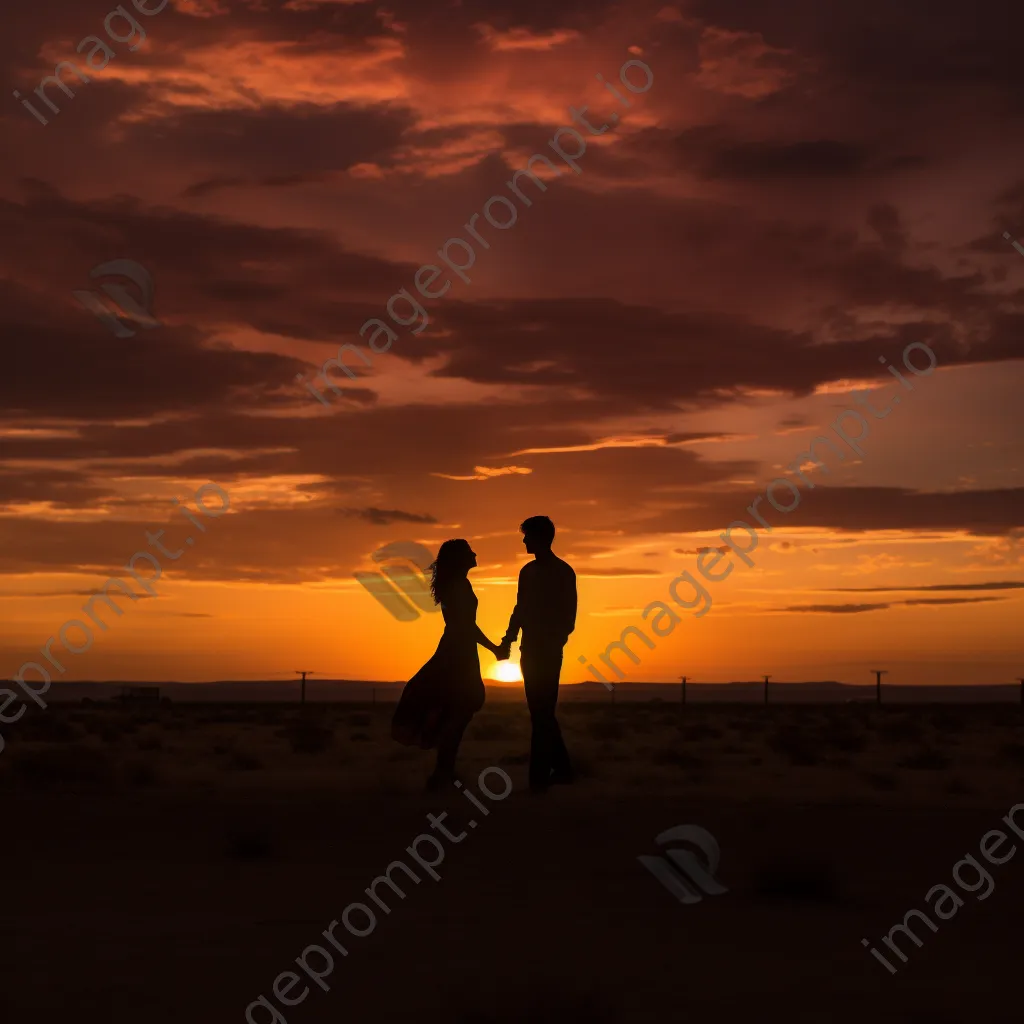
[1018,677,1023,706]
[763,675,771,706]
[295,670,316,705]
[679,675,688,706]
[115,685,161,704]
[871,669,888,706]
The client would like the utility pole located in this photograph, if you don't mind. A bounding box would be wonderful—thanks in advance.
[763,675,771,706]
[611,682,616,705]
[1017,678,1023,706]
[871,669,888,706]
[295,670,315,705]
[679,675,688,706]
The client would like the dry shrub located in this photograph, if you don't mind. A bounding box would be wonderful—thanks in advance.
[752,857,841,902]
[769,727,821,766]
[16,715,79,743]
[229,750,265,771]
[879,716,924,743]
[651,746,705,769]
[680,721,722,741]
[587,717,627,741]
[226,828,275,861]
[899,747,951,771]
[123,757,161,787]
[997,741,1024,766]
[821,719,868,754]
[288,721,334,754]
[89,721,123,745]
[862,770,899,791]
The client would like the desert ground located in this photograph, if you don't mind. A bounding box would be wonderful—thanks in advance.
[2,699,1023,1023]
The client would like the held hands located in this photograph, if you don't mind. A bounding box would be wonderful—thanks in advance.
[494,640,512,661]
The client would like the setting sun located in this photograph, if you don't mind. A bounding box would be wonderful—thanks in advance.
[489,660,524,683]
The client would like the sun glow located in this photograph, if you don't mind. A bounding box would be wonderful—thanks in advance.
[489,660,524,683]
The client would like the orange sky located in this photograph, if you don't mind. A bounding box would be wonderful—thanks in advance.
[1,0,1022,687]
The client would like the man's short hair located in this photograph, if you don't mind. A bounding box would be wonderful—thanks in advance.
[520,515,555,545]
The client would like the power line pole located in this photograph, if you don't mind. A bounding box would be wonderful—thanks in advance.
[763,675,771,706]
[680,675,688,706]
[1017,678,1023,706]
[871,669,888,706]
[295,670,314,705]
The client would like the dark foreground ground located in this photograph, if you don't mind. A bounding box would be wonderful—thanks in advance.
[1,701,1023,1023]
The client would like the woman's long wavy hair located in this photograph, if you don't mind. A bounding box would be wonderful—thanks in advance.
[429,538,472,605]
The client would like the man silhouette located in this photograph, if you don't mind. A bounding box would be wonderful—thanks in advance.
[497,516,576,792]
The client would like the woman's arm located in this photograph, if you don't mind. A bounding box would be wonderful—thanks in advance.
[474,625,499,655]
[452,580,498,654]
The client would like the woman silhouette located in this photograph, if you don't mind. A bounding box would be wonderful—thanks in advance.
[391,539,501,789]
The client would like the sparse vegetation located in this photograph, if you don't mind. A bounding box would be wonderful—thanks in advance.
[899,747,952,770]
[769,726,821,766]
[287,720,334,754]
[0,701,1016,805]
[9,745,111,790]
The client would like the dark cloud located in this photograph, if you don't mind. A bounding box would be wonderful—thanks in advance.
[783,597,1002,613]
[823,581,1024,593]
[0,589,155,599]
[340,507,439,526]
[156,104,415,195]
[640,486,1024,537]
[704,139,872,180]
[0,0,1022,615]
[577,568,662,577]
[782,603,889,614]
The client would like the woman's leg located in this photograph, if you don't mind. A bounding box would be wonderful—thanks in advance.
[433,716,468,778]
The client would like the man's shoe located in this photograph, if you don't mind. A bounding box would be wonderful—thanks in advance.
[549,770,574,786]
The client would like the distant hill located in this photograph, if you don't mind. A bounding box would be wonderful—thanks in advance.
[32,679,1023,704]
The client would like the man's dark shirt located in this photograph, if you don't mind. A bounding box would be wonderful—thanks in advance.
[503,554,577,653]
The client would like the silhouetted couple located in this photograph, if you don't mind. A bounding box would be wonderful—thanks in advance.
[391,516,576,793]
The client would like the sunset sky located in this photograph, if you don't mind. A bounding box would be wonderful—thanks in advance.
[2,0,1022,687]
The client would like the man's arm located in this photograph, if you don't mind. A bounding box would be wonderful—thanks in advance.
[502,602,522,646]
[562,567,577,640]
[500,569,524,649]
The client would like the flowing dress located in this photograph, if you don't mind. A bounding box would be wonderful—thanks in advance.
[391,578,487,749]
